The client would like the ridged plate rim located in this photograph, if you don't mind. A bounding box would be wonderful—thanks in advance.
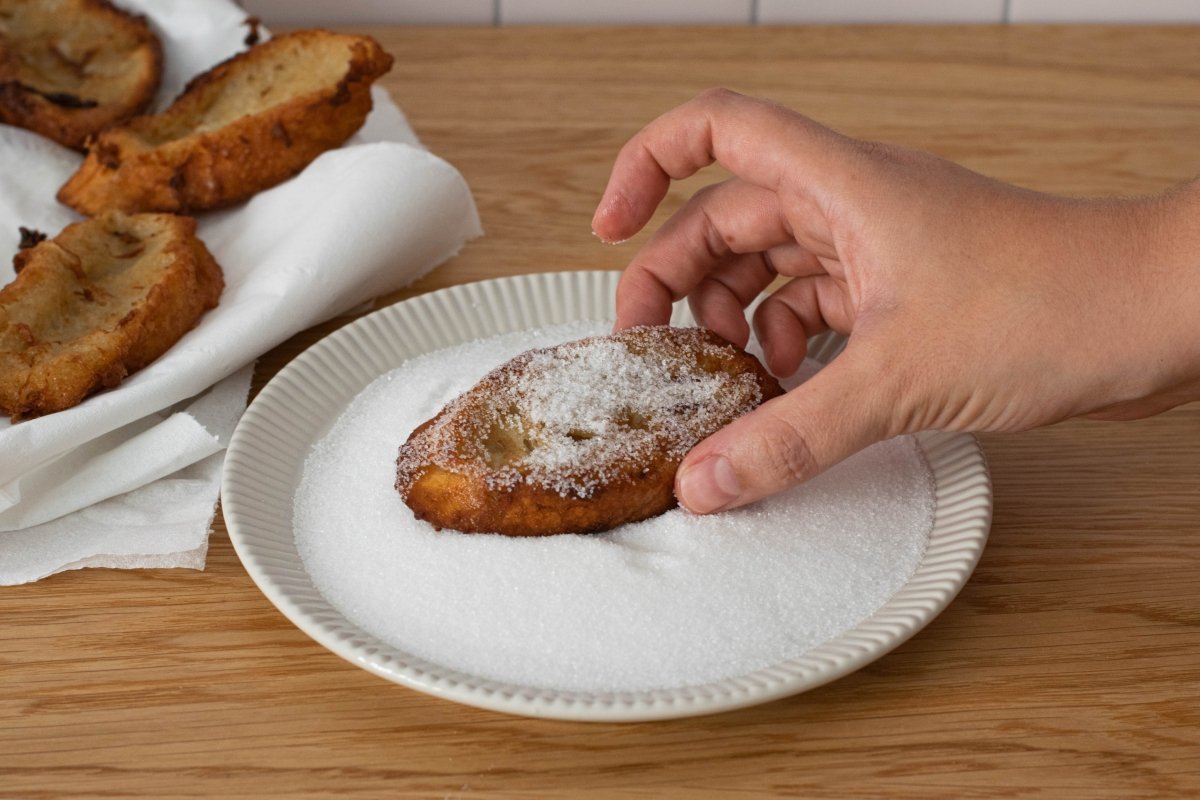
[222,270,992,722]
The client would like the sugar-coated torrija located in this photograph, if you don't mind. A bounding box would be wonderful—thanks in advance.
[395,325,783,536]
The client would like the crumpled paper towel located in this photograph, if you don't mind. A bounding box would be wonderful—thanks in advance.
[0,0,482,583]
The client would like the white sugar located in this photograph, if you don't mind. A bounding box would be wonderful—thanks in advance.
[294,321,934,693]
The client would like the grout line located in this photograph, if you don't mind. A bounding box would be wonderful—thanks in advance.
[750,0,760,25]
[1002,0,1013,24]
[493,0,502,27]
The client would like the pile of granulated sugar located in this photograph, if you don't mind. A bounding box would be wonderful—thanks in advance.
[294,320,935,694]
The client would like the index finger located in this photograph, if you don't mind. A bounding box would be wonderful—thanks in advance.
[591,88,843,244]
[613,177,793,331]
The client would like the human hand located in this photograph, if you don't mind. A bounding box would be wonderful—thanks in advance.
[592,89,1200,514]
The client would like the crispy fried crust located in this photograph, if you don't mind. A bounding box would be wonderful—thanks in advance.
[57,29,394,215]
[396,326,784,537]
[0,211,223,420]
[0,0,162,150]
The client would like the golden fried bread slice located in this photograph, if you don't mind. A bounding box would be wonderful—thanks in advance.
[396,326,784,537]
[0,211,223,420]
[0,0,162,150]
[57,29,393,215]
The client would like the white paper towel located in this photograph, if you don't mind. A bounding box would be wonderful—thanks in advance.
[0,0,482,583]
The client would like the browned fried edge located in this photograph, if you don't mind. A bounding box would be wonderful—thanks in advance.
[0,213,223,420]
[0,0,163,150]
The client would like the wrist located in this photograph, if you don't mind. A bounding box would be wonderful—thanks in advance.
[1157,177,1200,329]
[1132,179,1200,398]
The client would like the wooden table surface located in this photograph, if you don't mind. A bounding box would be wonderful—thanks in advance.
[4,25,1200,799]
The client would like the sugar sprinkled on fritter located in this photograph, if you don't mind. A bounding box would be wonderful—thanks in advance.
[396,325,783,536]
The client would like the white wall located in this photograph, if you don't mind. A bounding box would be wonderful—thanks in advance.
[239,0,1200,26]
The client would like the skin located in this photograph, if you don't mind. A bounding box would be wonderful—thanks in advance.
[592,88,1200,515]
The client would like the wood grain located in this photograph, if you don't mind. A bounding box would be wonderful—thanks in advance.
[3,25,1199,799]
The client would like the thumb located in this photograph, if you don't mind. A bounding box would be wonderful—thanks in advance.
[675,350,897,513]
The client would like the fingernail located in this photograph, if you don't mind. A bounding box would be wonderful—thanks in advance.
[592,191,634,244]
[677,454,741,514]
[590,196,613,236]
[590,229,628,245]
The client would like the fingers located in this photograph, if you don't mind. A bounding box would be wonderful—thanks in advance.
[685,253,774,346]
[752,272,856,376]
[690,242,832,332]
[675,345,897,514]
[602,88,889,502]
[612,177,856,374]
[613,177,796,330]
[593,87,843,244]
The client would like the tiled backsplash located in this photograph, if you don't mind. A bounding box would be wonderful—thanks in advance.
[239,0,1200,25]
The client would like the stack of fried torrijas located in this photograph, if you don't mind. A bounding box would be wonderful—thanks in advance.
[0,0,392,419]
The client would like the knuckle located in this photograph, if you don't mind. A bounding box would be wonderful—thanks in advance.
[753,408,821,487]
[696,206,730,261]
[696,86,739,105]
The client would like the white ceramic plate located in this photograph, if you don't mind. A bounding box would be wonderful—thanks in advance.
[223,271,991,722]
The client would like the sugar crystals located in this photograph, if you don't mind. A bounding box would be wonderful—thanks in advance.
[293,321,934,693]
